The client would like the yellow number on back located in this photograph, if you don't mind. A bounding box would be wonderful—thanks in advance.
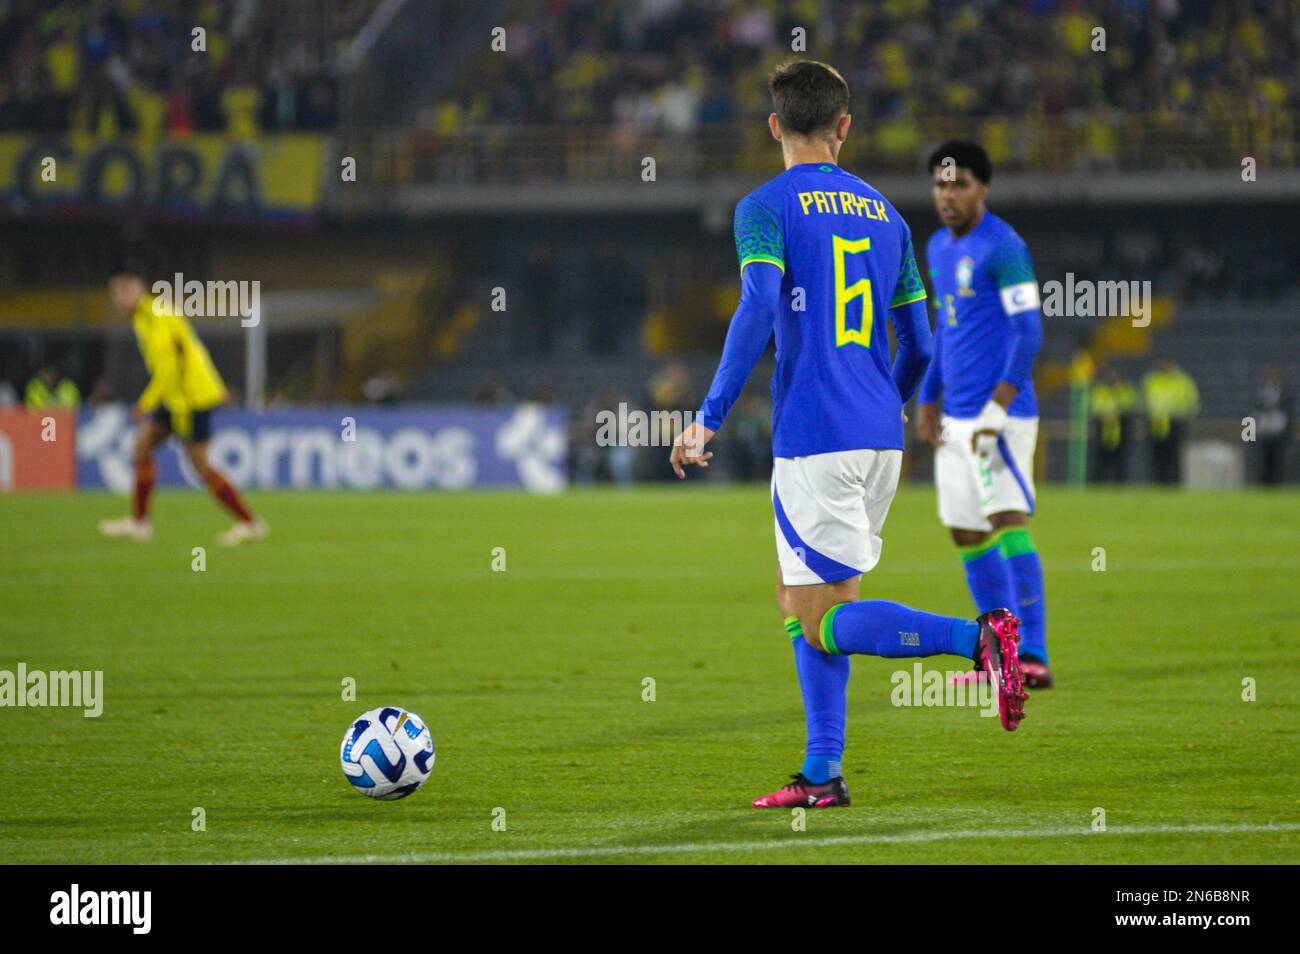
[832,235,873,348]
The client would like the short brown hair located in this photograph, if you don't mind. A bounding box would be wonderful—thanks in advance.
[769,60,850,137]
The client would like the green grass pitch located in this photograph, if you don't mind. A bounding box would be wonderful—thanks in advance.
[1,486,1296,864]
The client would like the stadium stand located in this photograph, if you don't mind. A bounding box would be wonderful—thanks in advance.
[0,0,381,134]
[0,0,1296,483]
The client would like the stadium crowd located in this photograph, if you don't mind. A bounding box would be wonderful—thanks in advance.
[0,0,379,135]
[433,0,1298,138]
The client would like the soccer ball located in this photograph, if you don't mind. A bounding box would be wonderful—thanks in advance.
[340,706,435,800]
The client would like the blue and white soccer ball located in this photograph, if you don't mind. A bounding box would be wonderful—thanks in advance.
[340,706,436,800]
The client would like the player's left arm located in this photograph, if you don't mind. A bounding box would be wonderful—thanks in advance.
[674,263,781,477]
[673,195,783,478]
[972,234,1043,450]
[888,232,933,406]
[992,234,1042,406]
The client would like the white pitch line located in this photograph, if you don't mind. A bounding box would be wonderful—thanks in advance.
[228,821,1300,865]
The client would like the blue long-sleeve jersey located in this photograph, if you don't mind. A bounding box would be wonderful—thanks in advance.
[698,162,931,457]
[919,210,1043,418]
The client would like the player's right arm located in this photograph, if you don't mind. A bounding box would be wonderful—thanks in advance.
[888,230,932,406]
[990,231,1042,405]
[673,194,783,478]
[969,230,1042,452]
[915,317,944,446]
[916,238,944,446]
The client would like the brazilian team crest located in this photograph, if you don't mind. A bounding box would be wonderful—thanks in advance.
[956,256,976,296]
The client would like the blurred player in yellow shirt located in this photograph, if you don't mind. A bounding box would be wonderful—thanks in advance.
[98,266,266,545]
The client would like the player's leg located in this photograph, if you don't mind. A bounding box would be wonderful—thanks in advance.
[982,418,1050,686]
[755,453,877,808]
[133,415,166,524]
[986,512,1049,687]
[766,450,1025,799]
[99,412,167,541]
[822,450,1023,726]
[181,410,266,545]
[776,568,850,789]
[778,450,989,665]
[937,416,1016,615]
[753,455,860,809]
[792,576,1026,732]
[1152,433,1174,484]
[791,574,980,661]
[952,526,1016,610]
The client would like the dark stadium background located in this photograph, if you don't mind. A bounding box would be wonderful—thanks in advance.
[1,0,1296,488]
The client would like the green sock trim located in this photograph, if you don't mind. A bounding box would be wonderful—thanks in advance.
[784,616,803,642]
[820,603,846,655]
[996,527,1036,559]
[958,538,1000,563]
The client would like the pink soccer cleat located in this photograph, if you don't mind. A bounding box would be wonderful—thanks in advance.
[974,609,1028,731]
[752,774,850,809]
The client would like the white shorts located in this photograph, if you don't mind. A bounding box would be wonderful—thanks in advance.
[935,415,1038,531]
[772,449,902,586]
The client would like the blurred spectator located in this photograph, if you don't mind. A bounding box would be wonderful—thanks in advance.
[473,381,514,406]
[1090,367,1137,483]
[85,376,114,407]
[24,365,80,410]
[1142,358,1200,485]
[1254,364,1292,485]
[362,371,402,404]
[645,359,694,480]
[0,1,375,134]
[436,0,1300,145]
[526,384,557,404]
[573,385,635,488]
[646,359,691,411]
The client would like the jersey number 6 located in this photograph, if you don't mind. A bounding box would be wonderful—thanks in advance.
[832,234,872,349]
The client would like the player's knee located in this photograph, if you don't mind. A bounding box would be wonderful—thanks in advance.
[184,439,208,466]
[799,607,839,653]
[988,511,1027,531]
[799,618,826,652]
[951,528,988,548]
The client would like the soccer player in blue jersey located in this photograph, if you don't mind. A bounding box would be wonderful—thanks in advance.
[914,141,1053,689]
[669,63,1028,809]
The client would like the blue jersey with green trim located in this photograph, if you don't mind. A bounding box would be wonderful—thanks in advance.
[728,162,927,457]
[924,211,1040,418]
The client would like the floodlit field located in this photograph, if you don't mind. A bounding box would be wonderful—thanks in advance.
[1,486,1296,864]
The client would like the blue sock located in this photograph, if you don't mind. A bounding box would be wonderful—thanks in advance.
[999,528,1048,663]
[786,617,847,784]
[822,600,980,660]
[959,539,1016,613]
